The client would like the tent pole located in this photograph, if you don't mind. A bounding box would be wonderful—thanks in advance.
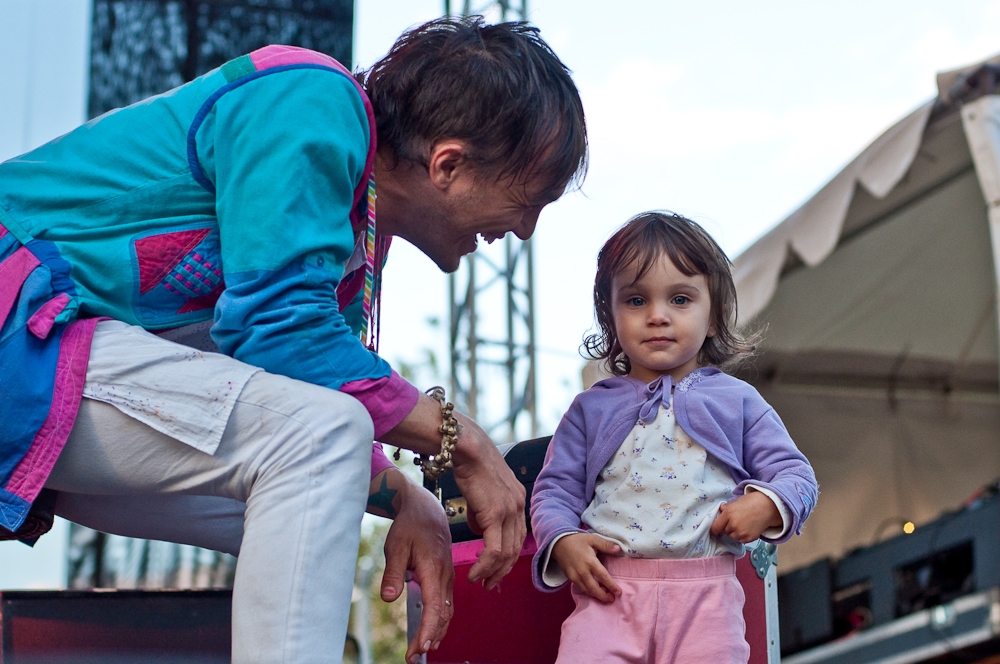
[961,95,1000,391]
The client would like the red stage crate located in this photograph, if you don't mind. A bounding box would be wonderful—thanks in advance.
[408,534,780,664]
[0,589,231,663]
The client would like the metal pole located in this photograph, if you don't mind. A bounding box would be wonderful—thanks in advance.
[444,0,535,440]
[467,256,478,421]
[505,235,517,442]
[526,237,537,437]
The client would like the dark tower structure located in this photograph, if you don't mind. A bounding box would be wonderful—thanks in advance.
[89,0,353,117]
[444,0,537,444]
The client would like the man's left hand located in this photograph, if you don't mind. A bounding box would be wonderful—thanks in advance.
[374,471,454,664]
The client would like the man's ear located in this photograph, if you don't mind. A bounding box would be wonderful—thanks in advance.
[426,140,469,192]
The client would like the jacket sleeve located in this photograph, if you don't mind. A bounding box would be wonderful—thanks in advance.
[200,68,419,439]
[530,397,592,592]
[738,402,818,542]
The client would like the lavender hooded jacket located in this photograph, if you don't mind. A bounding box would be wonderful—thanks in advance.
[529,367,818,591]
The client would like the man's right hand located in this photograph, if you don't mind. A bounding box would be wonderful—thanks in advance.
[449,412,526,589]
[379,392,527,591]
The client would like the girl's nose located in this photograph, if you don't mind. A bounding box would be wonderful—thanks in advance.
[648,306,670,325]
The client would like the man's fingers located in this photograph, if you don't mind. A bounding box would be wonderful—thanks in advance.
[468,519,504,586]
[478,509,526,590]
[466,509,483,535]
[467,484,525,589]
[495,506,527,580]
[406,575,454,663]
[469,537,518,591]
[381,542,409,603]
[402,535,454,664]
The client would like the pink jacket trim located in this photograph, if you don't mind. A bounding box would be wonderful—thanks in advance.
[249,44,343,71]
[370,443,395,481]
[341,370,420,440]
[27,293,71,339]
[0,246,41,323]
[5,317,100,502]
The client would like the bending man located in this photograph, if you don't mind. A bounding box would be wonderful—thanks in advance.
[0,17,586,664]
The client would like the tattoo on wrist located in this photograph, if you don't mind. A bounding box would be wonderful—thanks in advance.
[367,473,399,518]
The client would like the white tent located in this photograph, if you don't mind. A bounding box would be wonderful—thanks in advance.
[734,55,1000,572]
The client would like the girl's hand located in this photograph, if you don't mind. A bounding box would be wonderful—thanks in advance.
[710,491,782,543]
[551,533,623,603]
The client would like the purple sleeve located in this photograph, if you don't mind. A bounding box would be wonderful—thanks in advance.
[737,407,818,542]
[529,398,591,592]
[340,370,420,439]
[370,442,395,481]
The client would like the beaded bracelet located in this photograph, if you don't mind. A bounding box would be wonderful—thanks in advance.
[414,386,462,481]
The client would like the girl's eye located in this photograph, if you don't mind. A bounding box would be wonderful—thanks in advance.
[628,296,645,306]
[672,295,690,305]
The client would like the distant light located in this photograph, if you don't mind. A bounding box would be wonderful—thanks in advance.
[903,521,915,534]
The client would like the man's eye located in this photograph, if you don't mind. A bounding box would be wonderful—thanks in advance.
[672,295,690,305]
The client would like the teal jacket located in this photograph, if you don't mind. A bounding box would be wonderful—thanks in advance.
[0,46,416,533]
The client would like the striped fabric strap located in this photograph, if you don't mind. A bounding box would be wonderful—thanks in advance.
[360,175,380,351]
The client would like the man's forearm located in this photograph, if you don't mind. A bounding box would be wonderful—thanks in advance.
[367,467,404,519]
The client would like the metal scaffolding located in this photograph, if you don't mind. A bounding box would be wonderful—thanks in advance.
[444,1,538,444]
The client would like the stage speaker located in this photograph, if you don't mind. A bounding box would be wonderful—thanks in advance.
[778,557,833,656]
[833,491,999,628]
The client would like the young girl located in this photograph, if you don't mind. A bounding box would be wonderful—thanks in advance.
[530,212,817,663]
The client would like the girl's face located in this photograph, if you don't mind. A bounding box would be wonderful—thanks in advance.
[611,254,716,384]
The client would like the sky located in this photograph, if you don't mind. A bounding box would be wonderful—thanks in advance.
[1,0,999,588]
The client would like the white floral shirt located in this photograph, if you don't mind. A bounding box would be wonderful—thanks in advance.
[581,397,744,559]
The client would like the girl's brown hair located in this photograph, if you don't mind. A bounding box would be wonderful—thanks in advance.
[583,211,759,376]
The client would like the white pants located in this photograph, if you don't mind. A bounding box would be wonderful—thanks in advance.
[46,338,374,663]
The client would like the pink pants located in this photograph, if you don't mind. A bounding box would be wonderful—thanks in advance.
[555,554,750,664]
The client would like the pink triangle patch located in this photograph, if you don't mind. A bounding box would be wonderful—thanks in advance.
[135,229,211,295]
[177,282,225,314]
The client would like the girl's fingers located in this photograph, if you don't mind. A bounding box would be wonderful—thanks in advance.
[583,572,613,602]
[710,510,729,538]
[593,565,621,599]
[592,536,622,555]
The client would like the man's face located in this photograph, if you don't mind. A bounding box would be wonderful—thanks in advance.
[413,170,563,273]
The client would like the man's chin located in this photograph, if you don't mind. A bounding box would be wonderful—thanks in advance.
[435,243,476,273]
[433,252,464,274]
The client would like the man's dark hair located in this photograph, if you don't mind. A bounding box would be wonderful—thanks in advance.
[357,16,587,192]
[584,212,759,376]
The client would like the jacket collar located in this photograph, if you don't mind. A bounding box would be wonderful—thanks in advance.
[638,374,672,423]
[632,367,716,423]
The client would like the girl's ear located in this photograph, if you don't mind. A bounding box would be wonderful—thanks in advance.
[707,325,717,338]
